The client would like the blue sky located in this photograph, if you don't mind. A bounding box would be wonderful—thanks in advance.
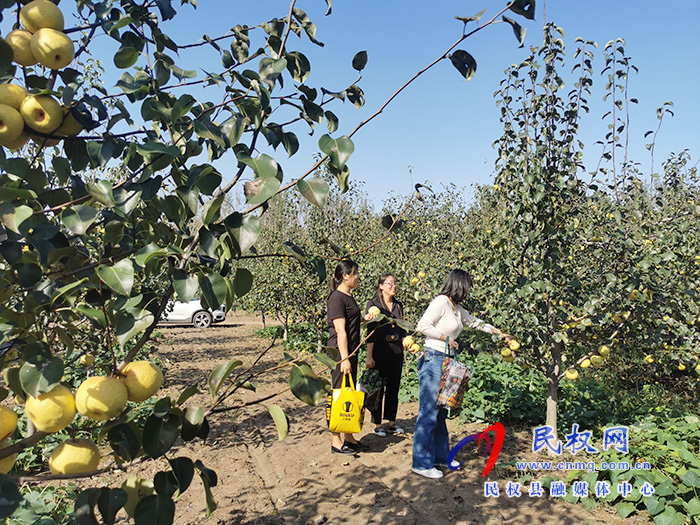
[7,1,698,207]
[156,0,699,206]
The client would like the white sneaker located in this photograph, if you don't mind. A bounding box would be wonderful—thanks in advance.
[411,467,444,479]
[435,460,461,469]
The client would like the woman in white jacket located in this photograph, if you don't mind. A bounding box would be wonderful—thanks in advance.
[411,269,513,479]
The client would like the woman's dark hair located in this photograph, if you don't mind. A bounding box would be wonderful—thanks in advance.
[376,273,397,308]
[440,269,473,304]
[329,259,359,293]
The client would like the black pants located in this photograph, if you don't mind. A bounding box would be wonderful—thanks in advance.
[369,345,404,424]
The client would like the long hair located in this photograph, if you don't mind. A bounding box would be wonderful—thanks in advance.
[440,269,473,304]
[329,259,359,294]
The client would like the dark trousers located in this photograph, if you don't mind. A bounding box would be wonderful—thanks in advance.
[369,346,404,424]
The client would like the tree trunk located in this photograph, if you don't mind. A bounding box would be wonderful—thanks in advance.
[282,313,289,342]
[261,311,266,328]
[546,341,564,437]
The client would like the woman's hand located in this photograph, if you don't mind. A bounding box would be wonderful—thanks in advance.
[446,336,459,351]
[363,311,378,322]
[340,358,352,375]
[366,356,375,369]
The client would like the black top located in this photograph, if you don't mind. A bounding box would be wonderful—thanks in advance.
[327,290,362,354]
[366,296,406,355]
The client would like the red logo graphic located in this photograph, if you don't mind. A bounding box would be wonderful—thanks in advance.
[447,422,505,476]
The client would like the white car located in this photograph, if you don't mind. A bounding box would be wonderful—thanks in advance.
[160,300,226,328]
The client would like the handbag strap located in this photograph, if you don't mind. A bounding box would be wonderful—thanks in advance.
[445,336,455,358]
[342,372,356,391]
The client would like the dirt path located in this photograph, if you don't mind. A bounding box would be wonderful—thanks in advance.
[148,314,649,525]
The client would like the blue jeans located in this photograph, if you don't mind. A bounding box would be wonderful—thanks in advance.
[412,352,449,469]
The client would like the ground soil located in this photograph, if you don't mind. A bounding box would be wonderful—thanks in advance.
[122,313,652,525]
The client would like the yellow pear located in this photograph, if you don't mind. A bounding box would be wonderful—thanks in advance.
[75,376,128,420]
[598,345,610,357]
[20,94,62,133]
[0,104,26,144]
[565,369,579,380]
[20,0,65,33]
[30,28,74,70]
[503,354,515,363]
[500,348,512,357]
[29,132,61,148]
[79,353,95,366]
[410,343,421,354]
[5,30,38,66]
[1,130,29,150]
[0,84,29,110]
[590,355,603,366]
[120,361,164,402]
[580,358,591,369]
[0,441,17,474]
[403,336,414,348]
[56,109,83,136]
[367,306,380,317]
[49,438,100,475]
[507,339,520,351]
[0,406,18,442]
[25,384,76,433]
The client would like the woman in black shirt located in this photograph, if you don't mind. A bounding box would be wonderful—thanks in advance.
[327,260,375,455]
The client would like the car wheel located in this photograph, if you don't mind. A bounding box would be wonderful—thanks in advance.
[192,311,212,328]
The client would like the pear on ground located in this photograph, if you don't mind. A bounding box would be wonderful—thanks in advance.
[0,406,18,442]
[0,104,26,145]
[48,438,100,475]
[120,361,164,402]
[0,441,17,474]
[20,0,65,32]
[0,84,28,110]
[20,94,62,133]
[25,384,76,433]
[75,376,128,420]
[31,28,74,70]
[5,30,38,66]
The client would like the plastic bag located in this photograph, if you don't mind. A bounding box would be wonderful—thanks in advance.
[437,357,472,409]
[326,373,365,434]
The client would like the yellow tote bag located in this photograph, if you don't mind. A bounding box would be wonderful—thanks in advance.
[326,373,365,434]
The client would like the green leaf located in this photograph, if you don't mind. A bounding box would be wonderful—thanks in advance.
[97,488,127,525]
[352,50,367,71]
[233,268,253,298]
[19,356,63,398]
[244,177,281,205]
[142,414,181,459]
[169,457,195,494]
[51,278,88,306]
[208,360,243,398]
[133,495,175,525]
[615,501,636,519]
[199,273,227,311]
[108,424,141,462]
[176,386,200,406]
[74,488,101,525]
[61,205,98,235]
[282,241,306,263]
[285,51,310,82]
[225,213,261,255]
[0,475,22,519]
[221,115,248,146]
[509,0,536,20]
[259,57,287,87]
[194,460,218,516]
[455,8,487,25]
[324,110,338,133]
[114,47,140,69]
[97,259,135,296]
[313,352,337,370]
[502,16,527,48]
[653,507,680,525]
[173,271,198,302]
[0,203,33,235]
[449,49,477,80]
[318,134,354,171]
[686,498,700,517]
[241,153,279,180]
[116,307,155,349]
[296,177,329,208]
[289,363,329,405]
[646,496,665,516]
[683,469,700,488]
[267,404,289,441]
